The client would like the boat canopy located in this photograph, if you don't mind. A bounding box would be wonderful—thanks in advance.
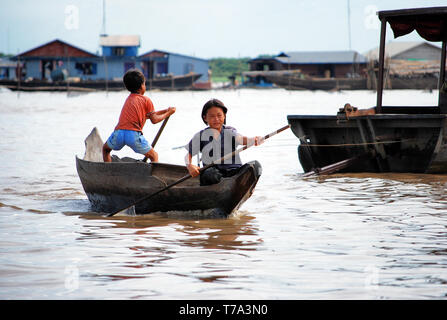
[375,7,447,112]
[378,7,447,42]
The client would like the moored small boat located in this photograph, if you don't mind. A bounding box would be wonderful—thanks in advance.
[265,73,367,91]
[288,112,447,174]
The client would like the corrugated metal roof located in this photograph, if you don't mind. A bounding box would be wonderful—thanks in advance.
[139,49,169,58]
[363,41,441,60]
[13,39,98,59]
[99,35,140,47]
[276,50,367,64]
[139,49,208,62]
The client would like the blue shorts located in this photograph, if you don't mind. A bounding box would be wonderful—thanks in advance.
[106,130,152,155]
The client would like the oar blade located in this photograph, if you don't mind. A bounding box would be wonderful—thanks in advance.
[124,205,136,216]
[108,205,136,217]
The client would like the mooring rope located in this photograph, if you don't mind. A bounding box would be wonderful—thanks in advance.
[298,138,415,147]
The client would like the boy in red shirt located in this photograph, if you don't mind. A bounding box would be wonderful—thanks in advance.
[102,69,175,162]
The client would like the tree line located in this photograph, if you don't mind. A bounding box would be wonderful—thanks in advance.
[209,55,275,82]
[208,57,250,82]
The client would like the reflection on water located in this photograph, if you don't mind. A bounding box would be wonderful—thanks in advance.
[78,213,260,252]
[72,214,262,294]
[1,89,447,299]
[0,202,263,299]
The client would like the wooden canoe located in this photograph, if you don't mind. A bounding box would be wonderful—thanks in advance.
[76,157,261,217]
[75,127,261,217]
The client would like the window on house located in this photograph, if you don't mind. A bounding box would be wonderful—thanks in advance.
[124,62,135,73]
[0,68,9,79]
[75,62,97,75]
[113,47,125,56]
[184,63,194,74]
[156,62,168,75]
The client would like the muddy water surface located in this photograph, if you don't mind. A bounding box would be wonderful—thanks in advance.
[1,88,446,299]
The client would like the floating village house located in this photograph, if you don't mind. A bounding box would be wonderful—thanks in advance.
[249,51,368,77]
[274,51,368,78]
[10,39,99,81]
[11,37,209,85]
[139,49,209,82]
[243,50,368,86]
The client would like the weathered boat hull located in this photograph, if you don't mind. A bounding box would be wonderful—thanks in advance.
[265,74,367,90]
[389,75,439,90]
[287,111,447,174]
[264,74,438,91]
[76,157,262,217]
[0,73,202,92]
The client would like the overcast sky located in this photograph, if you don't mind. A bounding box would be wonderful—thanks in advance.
[1,0,446,58]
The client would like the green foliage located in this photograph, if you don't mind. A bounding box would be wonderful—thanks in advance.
[209,57,250,82]
[0,52,13,58]
[208,54,276,82]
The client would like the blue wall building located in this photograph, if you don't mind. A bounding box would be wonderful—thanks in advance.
[12,36,209,83]
[139,49,209,81]
[99,35,140,79]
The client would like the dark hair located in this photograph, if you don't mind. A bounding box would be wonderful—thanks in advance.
[201,99,228,124]
[123,69,145,93]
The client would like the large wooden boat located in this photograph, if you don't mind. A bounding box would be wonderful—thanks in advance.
[287,6,447,174]
[75,128,262,217]
[265,73,367,91]
[0,73,202,92]
[387,75,439,90]
[241,70,367,90]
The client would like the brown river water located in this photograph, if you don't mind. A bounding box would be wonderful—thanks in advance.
[0,88,446,299]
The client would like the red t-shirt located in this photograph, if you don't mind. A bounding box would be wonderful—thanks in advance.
[115,94,155,132]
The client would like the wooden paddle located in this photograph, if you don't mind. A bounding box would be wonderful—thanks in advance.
[107,124,290,217]
[142,115,171,162]
[302,152,372,177]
